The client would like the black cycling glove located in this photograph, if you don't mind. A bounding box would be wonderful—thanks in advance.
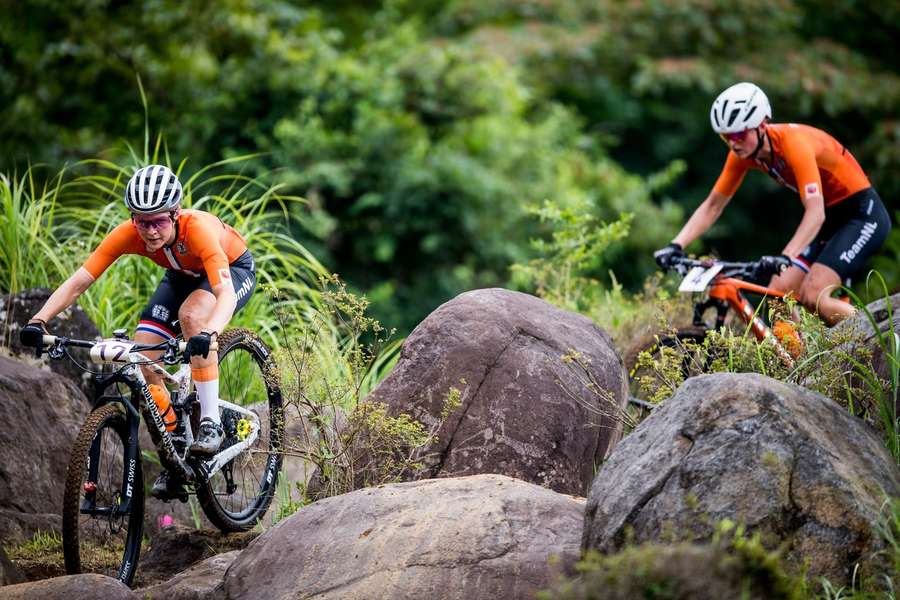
[757,255,792,278]
[19,320,48,356]
[186,331,216,359]
[653,242,685,270]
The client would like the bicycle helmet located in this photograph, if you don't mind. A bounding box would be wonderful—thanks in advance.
[124,165,183,214]
[709,82,772,134]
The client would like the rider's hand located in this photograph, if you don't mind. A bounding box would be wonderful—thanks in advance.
[186,330,217,359]
[758,255,792,277]
[653,242,685,270]
[19,320,47,348]
[19,320,48,356]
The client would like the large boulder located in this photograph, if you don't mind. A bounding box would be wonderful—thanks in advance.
[583,373,900,585]
[0,357,90,542]
[0,574,135,599]
[1,288,102,394]
[224,474,584,600]
[366,288,627,496]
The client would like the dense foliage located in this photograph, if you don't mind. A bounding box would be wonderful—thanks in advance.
[2,0,897,331]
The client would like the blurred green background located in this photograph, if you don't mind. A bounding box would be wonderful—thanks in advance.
[3,0,898,334]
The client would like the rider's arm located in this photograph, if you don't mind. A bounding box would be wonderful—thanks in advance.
[203,282,237,335]
[672,190,732,249]
[672,151,748,249]
[780,133,825,258]
[190,216,240,335]
[31,268,96,323]
[781,193,825,258]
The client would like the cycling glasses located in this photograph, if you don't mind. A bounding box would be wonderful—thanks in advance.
[133,215,174,231]
[719,129,751,143]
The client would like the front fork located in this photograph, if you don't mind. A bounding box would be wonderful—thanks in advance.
[693,297,729,329]
[82,397,141,518]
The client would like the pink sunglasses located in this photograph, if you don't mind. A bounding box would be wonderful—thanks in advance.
[133,215,173,231]
[719,130,750,143]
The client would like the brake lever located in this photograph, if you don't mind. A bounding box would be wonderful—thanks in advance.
[46,337,67,360]
[162,338,181,365]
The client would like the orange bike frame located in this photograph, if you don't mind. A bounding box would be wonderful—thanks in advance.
[706,276,795,367]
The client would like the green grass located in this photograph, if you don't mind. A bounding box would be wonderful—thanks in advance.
[0,149,334,345]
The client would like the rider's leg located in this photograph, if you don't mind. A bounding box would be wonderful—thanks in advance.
[768,266,806,321]
[136,271,184,386]
[799,263,853,326]
[769,265,806,296]
[178,289,219,424]
[134,330,167,387]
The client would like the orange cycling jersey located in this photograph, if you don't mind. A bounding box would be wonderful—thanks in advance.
[712,123,870,207]
[83,209,248,287]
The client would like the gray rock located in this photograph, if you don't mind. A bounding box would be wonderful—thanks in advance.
[0,357,90,542]
[0,574,135,599]
[830,292,899,396]
[583,372,900,585]
[136,550,240,600]
[224,474,584,600]
[366,288,627,496]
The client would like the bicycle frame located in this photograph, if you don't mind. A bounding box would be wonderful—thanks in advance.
[45,334,262,492]
[676,261,796,368]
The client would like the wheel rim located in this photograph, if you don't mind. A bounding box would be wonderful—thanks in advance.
[210,337,281,520]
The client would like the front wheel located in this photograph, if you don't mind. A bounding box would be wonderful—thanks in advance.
[195,328,284,532]
[62,403,144,586]
[624,326,710,414]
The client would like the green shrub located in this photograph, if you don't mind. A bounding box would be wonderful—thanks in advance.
[540,521,807,600]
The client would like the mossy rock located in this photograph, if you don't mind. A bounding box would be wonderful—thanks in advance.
[542,535,806,600]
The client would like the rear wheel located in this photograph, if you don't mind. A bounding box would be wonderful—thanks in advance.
[62,403,144,586]
[195,328,284,531]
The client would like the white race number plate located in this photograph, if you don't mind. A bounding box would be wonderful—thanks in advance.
[90,340,135,364]
[678,264,723,292]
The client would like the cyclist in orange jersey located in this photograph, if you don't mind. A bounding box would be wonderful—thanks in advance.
[19,165,257,500]
[654,82,891,325]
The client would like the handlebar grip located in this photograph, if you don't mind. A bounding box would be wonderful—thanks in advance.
[178,340,219,353]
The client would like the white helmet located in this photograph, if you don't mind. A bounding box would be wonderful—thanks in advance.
[124,165,183,214]
[710,82,772,134]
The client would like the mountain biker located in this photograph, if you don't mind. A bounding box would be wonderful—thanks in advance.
[18,164,257,499]
[654,82,891,325]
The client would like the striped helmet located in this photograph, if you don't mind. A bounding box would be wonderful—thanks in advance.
[124,165,183,214]
[710,82,772,134]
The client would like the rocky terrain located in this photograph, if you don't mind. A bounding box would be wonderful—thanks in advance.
[1,288,898,599]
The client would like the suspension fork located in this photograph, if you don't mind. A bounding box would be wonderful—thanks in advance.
[82,377,142,517]
[693,298,729,329]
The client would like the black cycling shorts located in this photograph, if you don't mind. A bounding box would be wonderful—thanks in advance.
[795,188,891,281]
[137,250,257,339]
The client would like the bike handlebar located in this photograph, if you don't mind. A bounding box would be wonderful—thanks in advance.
[666,256,782,281]
[39,334,218,355]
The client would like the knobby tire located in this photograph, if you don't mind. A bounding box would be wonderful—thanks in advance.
[194,328,284,532]
[62,403,144,586]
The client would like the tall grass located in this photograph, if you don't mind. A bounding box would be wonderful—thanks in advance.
[0,151,331,337]
[0,169,84,293]
[838,273,900,463]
